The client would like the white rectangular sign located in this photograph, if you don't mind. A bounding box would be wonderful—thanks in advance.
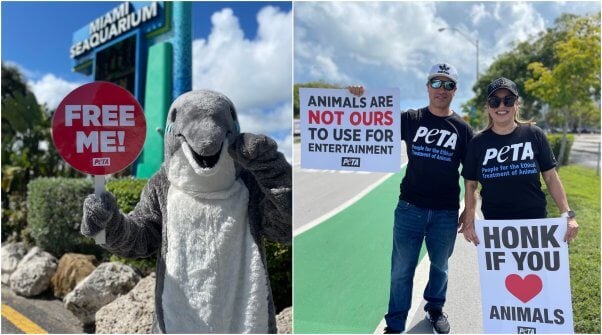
[299,87,401,172]
[476,218,574,334]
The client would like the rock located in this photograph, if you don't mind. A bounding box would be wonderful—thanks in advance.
[50,253,97,298]
[9,246,57,297]
[64,262,140,325]
[1,242,28,284]
[95,273,156,334]
[276,306,292,334]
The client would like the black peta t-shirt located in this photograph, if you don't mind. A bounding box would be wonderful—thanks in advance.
[400,107,473,210]
[461,124,557,219]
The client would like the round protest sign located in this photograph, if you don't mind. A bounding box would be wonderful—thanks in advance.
[52,81,146,175]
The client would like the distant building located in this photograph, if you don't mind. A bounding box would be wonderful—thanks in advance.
[71,1,191,178]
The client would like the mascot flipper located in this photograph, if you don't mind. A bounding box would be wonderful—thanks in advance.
[82,90,291,333]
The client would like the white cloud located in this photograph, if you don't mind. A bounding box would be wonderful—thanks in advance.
[192,6,292,113]
[28,74,83,110]
[550,1,600,17]
[237,101,293,161]
[279,133,293,163]
[470,3,491,26]
[192,6,292,160]
[294,1,568,112]
[492,2,546,51]
[312,54,350,83]
[294,2,475,97]
[237,102,292,135]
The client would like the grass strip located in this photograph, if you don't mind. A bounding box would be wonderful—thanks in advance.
[543,165,600,334]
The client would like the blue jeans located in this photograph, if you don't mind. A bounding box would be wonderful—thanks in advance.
[384,200,458,331]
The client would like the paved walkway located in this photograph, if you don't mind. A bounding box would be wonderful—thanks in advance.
[391,199,484,334]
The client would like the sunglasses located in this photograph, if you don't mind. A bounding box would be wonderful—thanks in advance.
[429,79,456,91]
[487,95,517,108]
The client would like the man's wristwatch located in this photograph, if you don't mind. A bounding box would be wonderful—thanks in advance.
[561,210,576,219]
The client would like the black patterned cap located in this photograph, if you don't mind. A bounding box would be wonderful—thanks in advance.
[487,77,519,98]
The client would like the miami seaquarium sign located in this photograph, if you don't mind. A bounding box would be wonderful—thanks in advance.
[70,1,161,58]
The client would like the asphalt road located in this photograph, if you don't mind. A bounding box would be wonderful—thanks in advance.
[569,133,601,169]
[1,285,86,334]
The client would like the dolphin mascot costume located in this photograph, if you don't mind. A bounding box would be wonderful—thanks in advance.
[81,90,291,333]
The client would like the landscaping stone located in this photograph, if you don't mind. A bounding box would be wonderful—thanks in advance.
[277,306,292,334]
[1,242,28,284]
[50,253,97,298]
[9,247,57,297]
[95,272,156,333]
[64,262,140,325]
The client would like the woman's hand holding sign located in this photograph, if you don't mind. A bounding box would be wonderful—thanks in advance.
[564,217,579,243]
[459,214,480,246]
[461,179,480,245]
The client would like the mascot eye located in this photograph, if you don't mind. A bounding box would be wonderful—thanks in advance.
[170,108,177,122]
[230,107,240,135]
[230,107,236,122]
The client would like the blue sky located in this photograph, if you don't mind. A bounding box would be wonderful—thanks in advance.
[2,1,293,159]
[295,1,600,113]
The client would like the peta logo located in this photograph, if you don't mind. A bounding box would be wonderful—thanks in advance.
[517,326,536,334]
[341,157,360,167]
[92,157,111,166]
[413,126,457,149]
[483,142,534,165]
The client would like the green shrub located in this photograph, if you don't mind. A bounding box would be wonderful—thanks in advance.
[27,177,101,257]
[547,134,574,165]
[266,240,292,312]
[106,178,148,213]
[1,193,28,242]
[106,178,156,273]
[110,254,156,276]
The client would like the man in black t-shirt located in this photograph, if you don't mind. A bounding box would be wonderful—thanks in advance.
[350,63,473,334]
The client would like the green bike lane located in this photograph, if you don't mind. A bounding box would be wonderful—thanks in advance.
[294,166,421,333]
[294,167,467,333]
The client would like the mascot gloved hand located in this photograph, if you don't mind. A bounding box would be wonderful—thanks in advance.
[81,90,291,334]
[81,192,119,237]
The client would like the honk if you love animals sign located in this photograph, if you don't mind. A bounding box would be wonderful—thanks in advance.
[475,218,574,334]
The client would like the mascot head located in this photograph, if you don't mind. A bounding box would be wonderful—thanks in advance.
[164,90,240,170]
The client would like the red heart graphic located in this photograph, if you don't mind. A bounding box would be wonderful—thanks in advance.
[505,274,543,303]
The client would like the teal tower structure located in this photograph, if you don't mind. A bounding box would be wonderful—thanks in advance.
[70,1,192,178]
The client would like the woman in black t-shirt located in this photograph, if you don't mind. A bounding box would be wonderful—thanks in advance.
[459,77,578,245]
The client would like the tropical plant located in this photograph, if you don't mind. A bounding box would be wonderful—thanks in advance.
[526,13,600,165]
[1,63,81,241]
[462,12,600,132]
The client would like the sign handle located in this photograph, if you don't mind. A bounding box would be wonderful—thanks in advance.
[93,175,106,245]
